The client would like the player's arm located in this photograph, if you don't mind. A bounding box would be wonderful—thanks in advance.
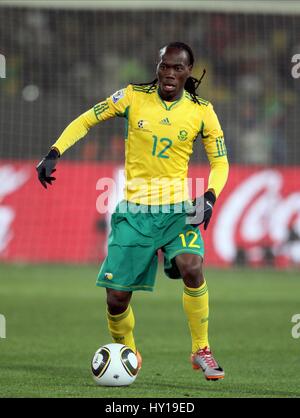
[201,103,229,200]
[191,103,229,228]
[36,86,133,188]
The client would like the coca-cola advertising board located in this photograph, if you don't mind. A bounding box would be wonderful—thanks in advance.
[0,161,299,268]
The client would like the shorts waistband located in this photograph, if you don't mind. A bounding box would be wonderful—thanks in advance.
[116,199,193,214]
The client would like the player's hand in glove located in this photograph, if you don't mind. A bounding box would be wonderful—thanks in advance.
[36,148,60,189]
[187,190,216,230]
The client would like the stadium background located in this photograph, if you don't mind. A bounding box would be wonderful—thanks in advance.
[0,0,300,398]
[1,0,300,267]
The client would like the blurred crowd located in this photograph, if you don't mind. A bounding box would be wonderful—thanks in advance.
[0,7,299,164]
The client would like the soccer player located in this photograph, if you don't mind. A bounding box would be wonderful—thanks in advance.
[37,42,229,381]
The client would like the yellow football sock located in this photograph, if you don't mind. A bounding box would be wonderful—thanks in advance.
[183,281,209,353]
[106,305,136,353]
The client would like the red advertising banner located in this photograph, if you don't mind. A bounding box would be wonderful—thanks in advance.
[0,161,299,268]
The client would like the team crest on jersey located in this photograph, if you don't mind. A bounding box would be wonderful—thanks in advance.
[104,272,113,280]
[178,129,188,141]
[111,89,125,104]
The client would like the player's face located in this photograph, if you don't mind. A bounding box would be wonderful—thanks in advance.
[156,47,192,101]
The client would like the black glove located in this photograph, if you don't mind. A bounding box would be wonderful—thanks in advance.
[36,148,60,189]
[188,191,216,230]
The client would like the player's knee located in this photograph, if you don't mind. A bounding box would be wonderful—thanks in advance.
[178,258,204,287]
[106,289,131,315]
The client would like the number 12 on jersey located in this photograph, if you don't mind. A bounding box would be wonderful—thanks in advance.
[152,135,172,159]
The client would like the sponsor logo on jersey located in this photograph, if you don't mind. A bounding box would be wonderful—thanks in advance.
[178,129,188,141]
[111,89,125,104]
[159,117,171,126]
[137,120,150,129]
[135,119,152,133]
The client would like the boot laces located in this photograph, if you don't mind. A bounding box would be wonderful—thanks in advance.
[199,347,218,368]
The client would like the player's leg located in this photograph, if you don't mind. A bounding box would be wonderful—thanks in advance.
[106,288,142,369]
[163,225,224,381]
[175,252,224,380]
[106,288,136,351]
[97,204,158,370]
[106,288,132,315]
[175,253,209,351]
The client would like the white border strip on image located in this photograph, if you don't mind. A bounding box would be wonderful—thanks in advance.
[0,314,6,339]
[0,54,6,79]
[0,0,300,15]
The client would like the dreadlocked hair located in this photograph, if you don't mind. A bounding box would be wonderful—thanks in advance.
[132,42,206,105]
[183,71,206,104]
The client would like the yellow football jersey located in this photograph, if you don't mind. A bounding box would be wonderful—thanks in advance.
[52,84,229,204]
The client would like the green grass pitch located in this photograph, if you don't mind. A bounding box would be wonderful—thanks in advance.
[0,264,300,398]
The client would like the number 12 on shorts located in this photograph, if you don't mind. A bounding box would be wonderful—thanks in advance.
[179,231,200,248]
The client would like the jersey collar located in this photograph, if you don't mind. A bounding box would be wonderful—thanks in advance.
[156,87,185,111]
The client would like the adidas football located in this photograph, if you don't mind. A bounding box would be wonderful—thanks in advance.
[91,343,139,386]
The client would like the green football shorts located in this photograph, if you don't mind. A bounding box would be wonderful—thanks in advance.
[96,200,204,292]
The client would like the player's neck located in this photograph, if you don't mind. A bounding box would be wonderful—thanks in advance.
[158,87,183,102]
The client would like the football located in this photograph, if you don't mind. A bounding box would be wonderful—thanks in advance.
[91,343,139,386]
